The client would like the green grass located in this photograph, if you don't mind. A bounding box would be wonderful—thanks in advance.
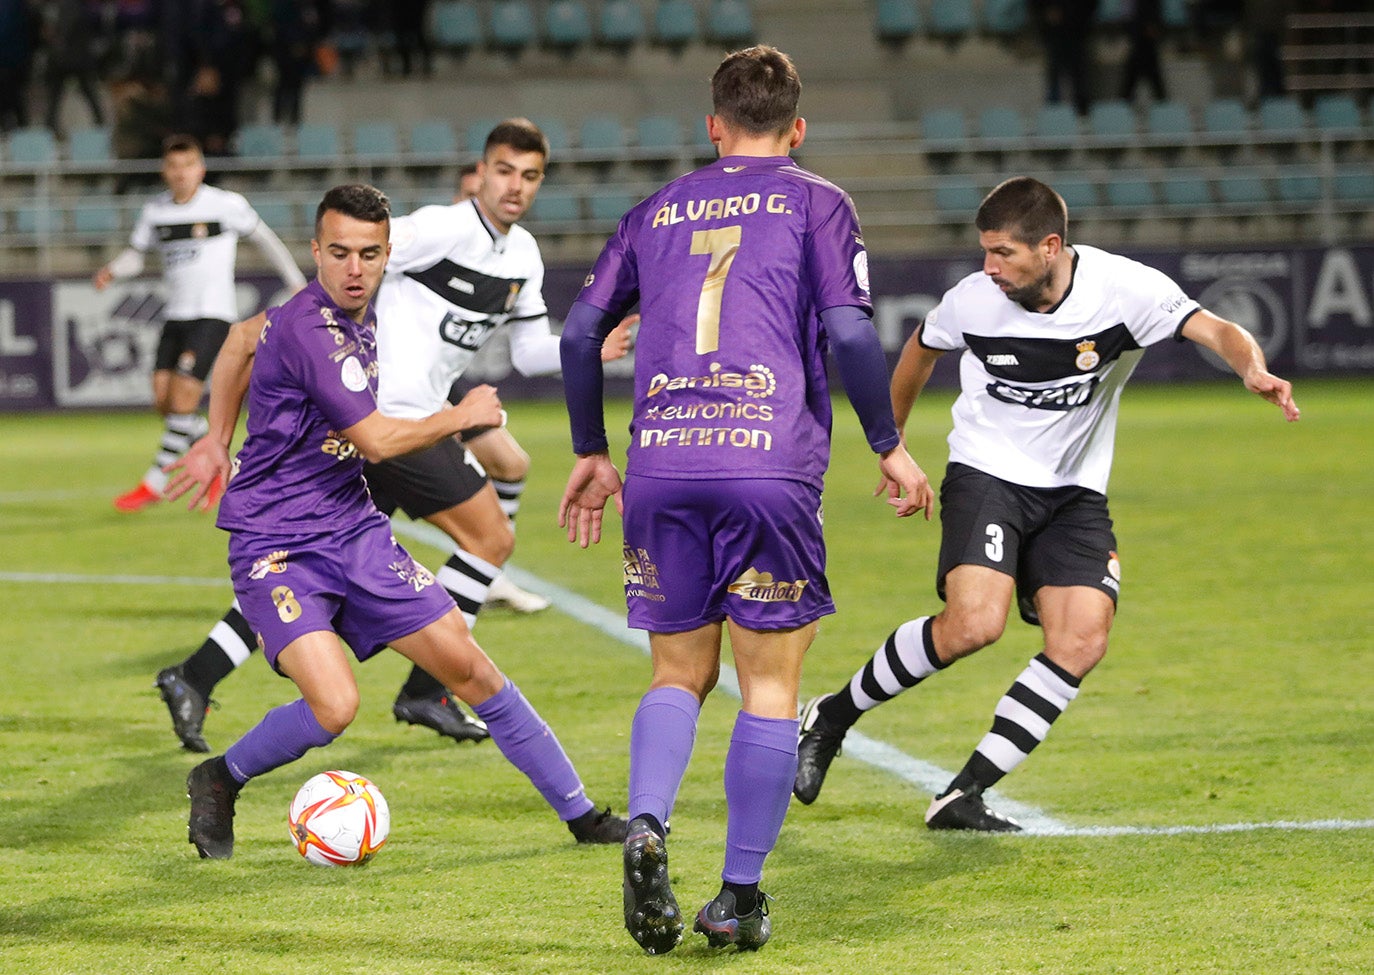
[1,378,1372,974]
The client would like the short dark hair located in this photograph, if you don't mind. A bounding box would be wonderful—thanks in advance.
[161,134,202,158]
[483,118,549,160]
[710,45,802,137]
[314,183,391,236]
[458,161,479,179]
[976,177,1068,245]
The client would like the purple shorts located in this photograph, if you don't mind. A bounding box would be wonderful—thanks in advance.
[227,509,456,670]
[621,474,834,633]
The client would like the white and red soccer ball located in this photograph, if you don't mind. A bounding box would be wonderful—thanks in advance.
[288,770,390,866]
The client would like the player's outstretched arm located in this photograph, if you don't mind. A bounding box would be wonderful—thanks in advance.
[1181,310,1300,422]
[876,445,934,520]
[164,312,265,510]
[346,385,504,463]
[558,452,624,549]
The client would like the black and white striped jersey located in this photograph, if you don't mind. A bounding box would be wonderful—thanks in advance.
[373,199,550,419]
[128,185,262,321]
[920,244,1200,493]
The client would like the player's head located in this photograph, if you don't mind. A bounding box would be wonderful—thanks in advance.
[455,162,482,202]
[311,184,392,318]
[160,134,206,203]
[974,177,1069,309]
[474,118,548,233]
[710,45,802,139]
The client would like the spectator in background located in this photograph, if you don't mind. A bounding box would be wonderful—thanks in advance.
[1245,0,1289,99]
[42,0,106,138]
[1032,0,1099,116]
[0,0,35,134]
[1120,0,1167,103]
[392,0,433,78]
[269,0,321,125]
[184,0,257,155]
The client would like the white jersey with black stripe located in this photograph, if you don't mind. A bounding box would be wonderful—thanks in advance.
[920,244,1200,494]
[373,199,548,418]
[128,184,261,321]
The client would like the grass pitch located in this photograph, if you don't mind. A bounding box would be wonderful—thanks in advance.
[1,378,1371,974]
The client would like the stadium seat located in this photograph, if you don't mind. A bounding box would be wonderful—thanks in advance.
[1087,100,1137,141]
[531,187,582,223]
[1312,93,1362,133]
[981,0,1028,36]
[977,105,1026,142]
[875,0,921,48]
[579,115,626,153]
[921,106,967,144]
[1159,171,1211,208]
[933,177,983,215]
[1096,0,1129,27]
[296,122,342,162]
[409,120,457,157]
[353,121,400,162]
[636,115,683,154]
[542,0,593,54]
[14,203,63,235]
[530,117,570,154]
[929,0,975,41]
[1333,167,1374,203]
[431,1,482,56]
[1202,98,1249,138]
[597,0,646,52]
[1032,102,1079,142]
[488,0,536,57]
[705,0,754,46]
[653,0,699,52]
[72,197,121,235]
[1145,100,1193,139]
[1275,170,1322,205]
[1054,176,1098,211]
[1214,169,1270,207]
[1161,0,1189,28]
[68,127,113,165]
[7,127,57,165]
[587,189,636,223]
[254,197,297,234]
[1257,97,1308,139]
[236,123,286,160]
[1103,176,1156,209]
[465,118,503,155]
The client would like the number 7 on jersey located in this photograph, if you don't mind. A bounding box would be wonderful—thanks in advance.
[691,225,741,354]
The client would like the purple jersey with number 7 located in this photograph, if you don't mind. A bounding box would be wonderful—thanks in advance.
[576,154,872,491]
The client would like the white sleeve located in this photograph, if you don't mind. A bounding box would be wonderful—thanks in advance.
[128,203,156,253]
[386,207,462,273]
[106,246,146,279]
[1116,257,1198,347]
[507,315,562,376]
[247,221,308,290]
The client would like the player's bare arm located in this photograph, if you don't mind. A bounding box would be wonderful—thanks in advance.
[875,328,944,512]
[877,445,934,520]
[1181,310,1301,422]
[344,385,503,463]
[558,452,624,549]
[600,314,638,362]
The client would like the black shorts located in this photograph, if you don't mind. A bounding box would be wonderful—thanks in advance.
[154,318,231,380]
[363,437,489,520]
[936,462,1120,626]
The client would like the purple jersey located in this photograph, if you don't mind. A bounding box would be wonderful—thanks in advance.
[217,280,381,534]
[577,155,871,490]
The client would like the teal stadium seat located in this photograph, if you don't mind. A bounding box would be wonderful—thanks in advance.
[72,197,121,235]
[353,121,400,162]
[543,0,592,54]
[530,117,570,154]
[68,126,112,164]
[1257,97,1308,138]
[15,203,63,235]
[981,0,1028,36]
[1334,167,1374,203]
[875,0,920,48]
[1159,171,1211,208]
[1275,170,1322,205]
[1031,103,1079,148]
[1214,169,1270,207]
[1161,0,1189,28]
[1053,176,1098,211]
[236,123,285,160]
[653,0,699,52]
[531,187,582,223]
[706,0,754,47]
[933,177,983,215]
[1202,98,1249,137]
[921,106,967,144]
[598,0,646,52]
[1312,94,1362,133]
[7,127,57,165]
[1104,176,1155,209]
[636,115,682,154]
[1087,100,1137,141]
[1096,0,1129,27]
[489,0,536,57]
[431,1,482,56]
[588,189,636,223]
[1146,100,1193,139]
[465,118,503,155]
[254,198,297,234]
[579,115,626,153]
[409,120,457,157]
[297,123,341,162]
[977,105,1026,142]
[929,0,975,41]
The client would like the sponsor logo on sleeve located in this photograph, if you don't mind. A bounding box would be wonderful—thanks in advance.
[341,355,368,392]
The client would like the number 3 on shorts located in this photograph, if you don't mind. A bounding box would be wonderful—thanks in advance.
[984,524,1004,562]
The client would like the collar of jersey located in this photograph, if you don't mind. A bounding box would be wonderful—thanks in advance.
[470,198,508,252]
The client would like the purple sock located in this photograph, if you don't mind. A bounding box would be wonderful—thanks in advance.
[722,710,799,885]
[474,680,592,822]
[628,686,701,825]
[223,698,338,784]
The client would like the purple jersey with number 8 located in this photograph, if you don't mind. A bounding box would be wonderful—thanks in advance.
[576,154,871,491]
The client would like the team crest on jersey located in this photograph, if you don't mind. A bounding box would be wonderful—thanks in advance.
[341,355,368,392]
[728,567,809,603]
[1075,340,1101,371]
[584,272,595,288]
[249,550,290,580]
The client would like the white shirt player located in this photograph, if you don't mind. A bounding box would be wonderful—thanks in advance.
[920,244,1200,495]
[120,185,304,322]
[374,198,560,419]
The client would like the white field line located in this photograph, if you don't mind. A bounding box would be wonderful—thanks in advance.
[10,517,1371,839]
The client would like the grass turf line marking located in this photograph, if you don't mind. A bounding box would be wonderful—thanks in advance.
[0,570,228,587]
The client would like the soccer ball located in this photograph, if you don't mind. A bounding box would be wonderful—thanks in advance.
[288,770,390,866]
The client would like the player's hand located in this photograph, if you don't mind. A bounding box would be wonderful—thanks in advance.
[164,437,231,512]
[452,384,503,430]
[1245,370,1300,422]
[600,314,638,363]
[558,452,624,548]
[92,267,112,290]
[874,445,933,519]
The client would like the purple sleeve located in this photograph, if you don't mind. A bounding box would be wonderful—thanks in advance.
[283,318,378,432]
[560,299,623,455]
[821,305,901,454]
[807,190,872,313]
[577,215,641,314]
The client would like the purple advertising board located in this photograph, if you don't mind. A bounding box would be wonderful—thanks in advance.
[2,243,1370,411]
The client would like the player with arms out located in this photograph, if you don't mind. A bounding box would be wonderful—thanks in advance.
[559,46,929,953]
[793,176,1300,830]
[153,120,631,752]
[167,183,627,858]
[94,134,306,512]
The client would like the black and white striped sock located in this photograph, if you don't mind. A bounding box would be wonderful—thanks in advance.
[489,477,524,524]
[146,412,208,493]
[818,617,946,728]
[948,652,1082,795]
[436,548,499,628]
[182,599,256,698]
